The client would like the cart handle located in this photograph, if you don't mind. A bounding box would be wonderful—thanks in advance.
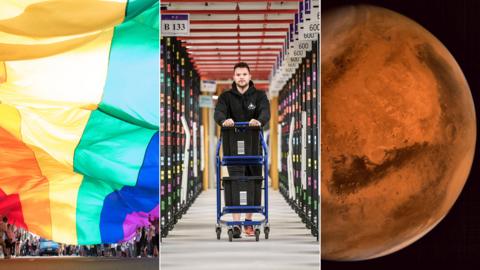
[221,122,260,127]
[233,121,250,127]
[216,121,264,158]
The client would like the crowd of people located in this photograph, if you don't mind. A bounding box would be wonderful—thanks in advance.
[0,215,159,259]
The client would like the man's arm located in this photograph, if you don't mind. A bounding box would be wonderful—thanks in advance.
[256,92,270,126]
[214,93,228,126]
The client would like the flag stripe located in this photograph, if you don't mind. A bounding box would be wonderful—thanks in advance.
[0,189,27,229]
[99,132,159,243]
[0,32,102,61]
[76,175,123,245]
[73,110,156,186]
[125,0,158,21]
[0,0,127,37]
[0,1,159,245]
[30,145,83,244]
[0,127,52,239]
[0,30,113,108]
[99,9,159,129]
[74,110,156,244]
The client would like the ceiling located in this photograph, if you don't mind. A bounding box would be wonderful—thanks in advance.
[161,0,305,91]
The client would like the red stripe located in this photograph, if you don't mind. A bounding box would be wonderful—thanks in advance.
[0,189,28,229]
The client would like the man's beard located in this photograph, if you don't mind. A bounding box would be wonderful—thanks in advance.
[236,81,248,89]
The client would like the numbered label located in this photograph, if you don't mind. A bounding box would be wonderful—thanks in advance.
[309,23,319,32]
[303,31,318,41]
[161,14,190,36]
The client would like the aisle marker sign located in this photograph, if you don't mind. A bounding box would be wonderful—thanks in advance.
[161,14,190,36]
[299,0,306,37]
[305,0,311,15]
[303,3,318,40]
[201,80,217,93]
[199,95,214,108]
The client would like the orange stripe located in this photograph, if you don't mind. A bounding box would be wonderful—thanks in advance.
[0,127,52,239]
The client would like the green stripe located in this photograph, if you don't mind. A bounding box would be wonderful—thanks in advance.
[131,1,159,30]
[74,109,155,244]
[76,175,123,244]
[125,0,158,22]
[100,2,159,129]
[74,110,156,186]
[74,4,158,244]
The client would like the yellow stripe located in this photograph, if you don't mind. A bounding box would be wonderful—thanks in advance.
[0,19,115,244]
[0,0,126,37]
[0,29,113,109]
[19,107,91,167]
[0,103,21,139]
[0,106,83,243]
[0,31,102,61]
[29,144,83,245]
[0,29,113,168]
[0,61,5,82]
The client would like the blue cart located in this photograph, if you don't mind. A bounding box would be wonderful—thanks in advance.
[215,122,270,242]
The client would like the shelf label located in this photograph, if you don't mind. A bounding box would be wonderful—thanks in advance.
[161,14,190,36]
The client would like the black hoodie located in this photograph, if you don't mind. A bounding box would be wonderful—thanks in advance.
[214,81,270,127]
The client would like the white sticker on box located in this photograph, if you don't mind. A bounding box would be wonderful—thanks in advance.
[240,191,247,206]
[237,140,245,155]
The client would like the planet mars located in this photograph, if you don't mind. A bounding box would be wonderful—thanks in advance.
[321,5,476,261]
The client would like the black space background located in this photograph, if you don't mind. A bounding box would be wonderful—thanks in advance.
[321,0,480,269]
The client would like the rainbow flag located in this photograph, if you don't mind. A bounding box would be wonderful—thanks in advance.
[0,0,159,245]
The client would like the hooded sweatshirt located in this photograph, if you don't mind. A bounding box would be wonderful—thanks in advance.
[214,81,270,127]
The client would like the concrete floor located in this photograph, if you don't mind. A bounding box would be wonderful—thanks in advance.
[161,189,320,270]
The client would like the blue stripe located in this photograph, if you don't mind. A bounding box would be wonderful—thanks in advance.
[99,132,159,243]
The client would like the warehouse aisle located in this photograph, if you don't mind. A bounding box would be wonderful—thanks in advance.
[160,2,320,268]
[161,189,319,270]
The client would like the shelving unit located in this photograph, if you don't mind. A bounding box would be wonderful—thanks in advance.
[278,40,319,239]
[161,37,203,238]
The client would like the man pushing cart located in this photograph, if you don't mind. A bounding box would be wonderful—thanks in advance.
[214,62,271,241]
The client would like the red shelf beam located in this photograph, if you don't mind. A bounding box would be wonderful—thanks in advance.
[190,28,288,33]
[194,60,276,63]
[161,9,297,15]
[178,35,286,40]
[190,19,292,24]
[191,54,278,56]
[162,0,300,2]
[182,42,284,46]
[188,48,281,52]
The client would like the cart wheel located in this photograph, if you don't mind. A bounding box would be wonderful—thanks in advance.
[228,229,233,242]
[255,229,260,241]
[264,227,270,240]
[216,227,221,240]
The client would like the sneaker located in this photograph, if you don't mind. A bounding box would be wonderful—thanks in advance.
[232,226,242,238]
[243,226,255,237]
